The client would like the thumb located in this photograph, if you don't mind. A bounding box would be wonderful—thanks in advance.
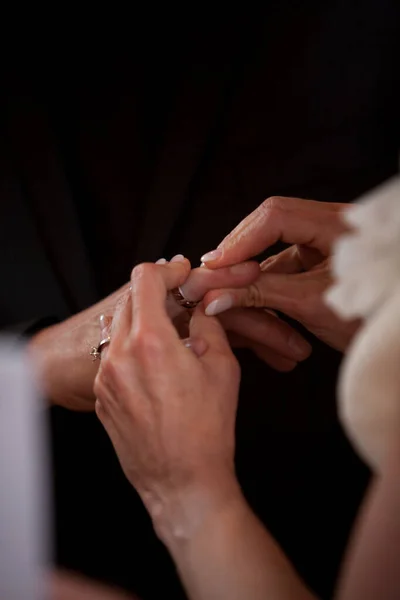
[189,303,235,365]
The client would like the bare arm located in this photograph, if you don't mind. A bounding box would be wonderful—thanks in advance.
[157,475,316,600]
[336,444,400,600]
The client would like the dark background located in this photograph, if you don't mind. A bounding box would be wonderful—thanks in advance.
[1,3,399,598]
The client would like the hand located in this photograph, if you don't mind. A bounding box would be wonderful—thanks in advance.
[29,249,310,412]
[201,196,361,352]
[94,258,242,541]
[28,282,132,411]
[178,262,312,371]
[49,569,135,599]
[27,257,259,411]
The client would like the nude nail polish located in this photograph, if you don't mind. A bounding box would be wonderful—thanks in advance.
[205,294,233,316]
[155,258,167,264]
[200,249,222,263]
[171,254,186,263]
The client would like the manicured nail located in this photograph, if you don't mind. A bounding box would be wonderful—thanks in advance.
[205,294,233,316]
[183,337,208,357]
[99,314,112,337]
[288,335,312,360]
[171,254,186,263]
[200,249,222,263]
[155,258,167,265]
[200,262,207,268]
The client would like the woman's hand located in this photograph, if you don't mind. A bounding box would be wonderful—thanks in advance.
[201,196,360,352]
[94,257,316,600]
[30,252,311,412]
[94,257,241,539]
[172,259,311,371]
[25,257,260,411]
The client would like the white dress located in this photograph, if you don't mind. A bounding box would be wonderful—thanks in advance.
[326,175,400,471]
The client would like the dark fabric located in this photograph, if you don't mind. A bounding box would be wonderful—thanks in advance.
[1,3,399,599]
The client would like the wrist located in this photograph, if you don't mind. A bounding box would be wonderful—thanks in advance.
[147,469,244,552]
[27,326,57,402]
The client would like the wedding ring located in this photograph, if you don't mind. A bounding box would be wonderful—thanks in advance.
[90,336,111,361]
[171,287,199,310]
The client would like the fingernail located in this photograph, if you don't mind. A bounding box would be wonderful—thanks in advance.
[183,337,208,357]
[288,336,312,360]
[205,294,233,316]
[171,254,186,263]
[229,262,253,275]
[99,314,112,337]
[200,262,207,268]
[179,281,194,301]
[155,258,167,265]
[200,249,222,263]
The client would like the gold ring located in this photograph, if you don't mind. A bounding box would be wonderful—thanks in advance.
[90,336,111,361]
[171,287,199,310]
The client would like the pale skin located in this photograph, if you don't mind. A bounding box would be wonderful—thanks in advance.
[49,570,136,600]
[94,257,400,600]
[28,253,311,412]
[201,197,361,352]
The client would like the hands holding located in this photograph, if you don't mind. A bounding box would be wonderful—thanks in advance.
[29,195,361,413]
[94,257,242,536]
[93,257,315,600]
[29,235,312,411]
[201,196,361,352]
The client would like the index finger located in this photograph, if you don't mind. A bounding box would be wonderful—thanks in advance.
[130,259,191,337]
[201,196,349,268]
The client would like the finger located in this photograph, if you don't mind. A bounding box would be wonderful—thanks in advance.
[201,196,348,268]
[249,344,298,371]
[189,303,233,364]
[99,314,112,337]
[100,291,132,363]
[260,246,304,274]
[260,245,325,274]
[179,261,260,302]
[203,271,328,323]
[182,336,208,357]
[131,258,191,337]
[227,331,298,371]
[219,308,311,362]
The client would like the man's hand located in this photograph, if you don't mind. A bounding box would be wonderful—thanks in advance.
[201,196,361,352]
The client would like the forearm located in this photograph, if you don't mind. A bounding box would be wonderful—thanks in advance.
[156,475,316,600]
[336,446,400,600]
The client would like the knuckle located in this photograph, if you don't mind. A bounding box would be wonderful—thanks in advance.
[229,355,241,380]
[131,262,158,283]
[130,327,165,359]
[246,282,265,307]
[99,351,119,382]
[93,376,103,400]
[215,349,240,379]
[261,196,285,213]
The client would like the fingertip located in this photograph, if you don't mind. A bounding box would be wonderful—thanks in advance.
[170,254,186,263]
[183,336,208,357]
[200,249,223,264]
[205,294,234,317]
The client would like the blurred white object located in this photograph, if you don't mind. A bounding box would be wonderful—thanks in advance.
[326,175,400,320]
[325,176,400,470]
[0,337,51,600]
